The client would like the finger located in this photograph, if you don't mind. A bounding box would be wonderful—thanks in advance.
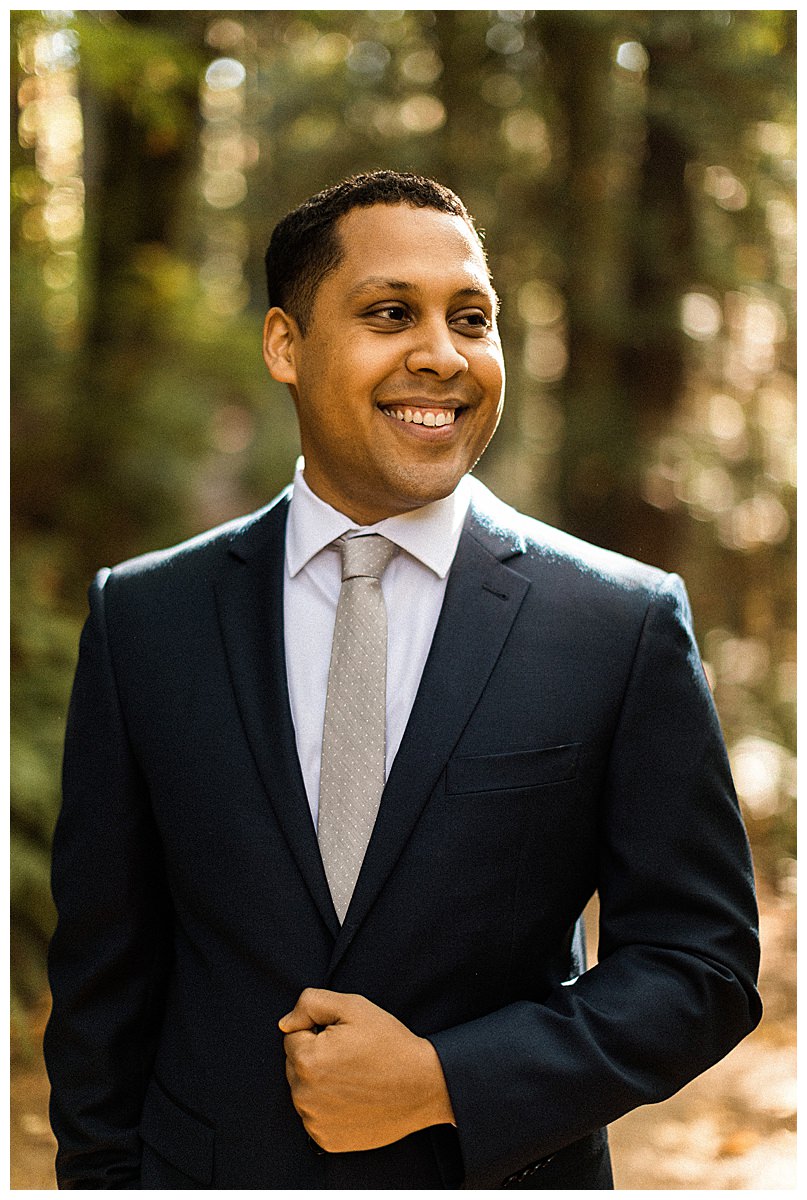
[282,1029,317,1061]
[278,987,352,1033]
[278,1005,319,1034]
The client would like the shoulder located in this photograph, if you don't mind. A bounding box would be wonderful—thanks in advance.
[95,488,291,599]
[465,476,687,628]
[468,477,666,588]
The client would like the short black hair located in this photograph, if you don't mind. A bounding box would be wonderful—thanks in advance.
[264,170,485,334]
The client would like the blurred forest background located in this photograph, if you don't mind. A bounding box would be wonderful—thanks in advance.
[10,7,796,1189]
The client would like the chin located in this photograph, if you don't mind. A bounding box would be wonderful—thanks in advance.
[393,480,458,512]
[395,464,467,502]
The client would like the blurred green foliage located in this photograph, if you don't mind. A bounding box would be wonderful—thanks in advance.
[10,9,796,1017]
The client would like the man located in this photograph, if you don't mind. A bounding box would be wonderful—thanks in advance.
[45,171,761,1190]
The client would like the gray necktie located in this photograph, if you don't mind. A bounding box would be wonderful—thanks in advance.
[318,534,397,923]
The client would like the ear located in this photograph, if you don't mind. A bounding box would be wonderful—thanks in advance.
[262,307,300,386]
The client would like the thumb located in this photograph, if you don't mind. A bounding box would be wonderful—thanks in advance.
[278,987,352,1033]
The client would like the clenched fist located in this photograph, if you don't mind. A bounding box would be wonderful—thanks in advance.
[279,988,455,1153]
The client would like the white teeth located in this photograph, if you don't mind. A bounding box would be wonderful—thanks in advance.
[382,407,457,425]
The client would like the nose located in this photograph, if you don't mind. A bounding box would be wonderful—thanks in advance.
[405,321,468,380]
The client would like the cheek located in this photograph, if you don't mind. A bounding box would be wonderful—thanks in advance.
[348,341,403,385]
[472,344,505,389]
[307,344,392,408]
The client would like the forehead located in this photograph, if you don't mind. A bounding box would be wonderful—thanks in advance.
[331,203,492,292]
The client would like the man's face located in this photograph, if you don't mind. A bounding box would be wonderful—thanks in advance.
[263,203,505,524]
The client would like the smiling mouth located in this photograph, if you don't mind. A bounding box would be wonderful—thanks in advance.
[378,404,462,427]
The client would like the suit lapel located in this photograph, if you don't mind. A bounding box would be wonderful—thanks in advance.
[213,483,532,963]
[326,497,531,978]
[214,493,341,939]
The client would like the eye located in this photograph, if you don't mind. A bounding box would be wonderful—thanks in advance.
[451,309,492,335]
[367,304,411,325]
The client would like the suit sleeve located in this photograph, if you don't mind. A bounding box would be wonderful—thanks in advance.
[44,571,173,1188]
[427,573,762,1189]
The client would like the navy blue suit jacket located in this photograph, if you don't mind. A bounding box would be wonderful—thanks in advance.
[44,478,761,1188]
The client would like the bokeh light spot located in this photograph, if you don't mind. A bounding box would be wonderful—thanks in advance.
[346,40,390,77]
[518,279,565,327]
[731,736,790,817]
[400,48,442,85]
[708,393,746,441]
[523,329,568,382]
[205,57,246,91]
[481,73,523,108]
[205,19,246,51]
[704,164,748,211]
[202,171,247,209]
[398,94,446,135]
[681,292,722,340]
[615,40,649,74]
[501,109,550,164]
[486,22,525,55]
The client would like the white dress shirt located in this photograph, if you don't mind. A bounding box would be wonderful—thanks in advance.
[284,462,471,825]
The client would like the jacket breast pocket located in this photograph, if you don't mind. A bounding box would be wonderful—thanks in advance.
[139,1075,214,1185]
[445,743,581,795]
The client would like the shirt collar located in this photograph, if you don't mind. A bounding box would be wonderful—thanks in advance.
[286,459,471,580]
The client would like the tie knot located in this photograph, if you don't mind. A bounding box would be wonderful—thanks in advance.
[338,534,396,582]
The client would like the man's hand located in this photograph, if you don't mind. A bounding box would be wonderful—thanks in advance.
[278,988,455,1153]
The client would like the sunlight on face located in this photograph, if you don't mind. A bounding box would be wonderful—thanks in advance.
[278,204,505,524]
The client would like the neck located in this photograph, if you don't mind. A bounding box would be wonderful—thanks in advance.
[300,470,425,527]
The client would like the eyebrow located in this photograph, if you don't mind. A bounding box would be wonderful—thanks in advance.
[347,276,500,310]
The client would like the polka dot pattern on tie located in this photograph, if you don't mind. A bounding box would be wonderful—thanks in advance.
[318,534,397,923]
